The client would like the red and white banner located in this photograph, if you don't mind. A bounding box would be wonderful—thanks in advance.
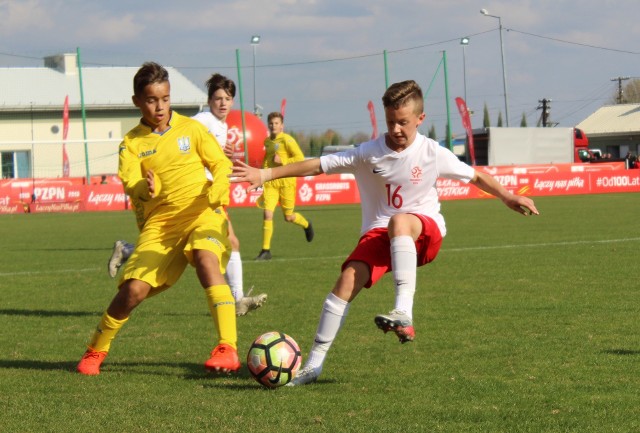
[1,164,638,214]
[229,173,360,208]
[476,161,625,175]
[280,98,287,118]
[437,169,640,200]
[0,178,128,214]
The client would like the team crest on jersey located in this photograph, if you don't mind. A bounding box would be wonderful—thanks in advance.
[177,137,191,153]
[410,166,423,184]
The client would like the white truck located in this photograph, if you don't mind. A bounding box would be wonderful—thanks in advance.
[469,127,590,166]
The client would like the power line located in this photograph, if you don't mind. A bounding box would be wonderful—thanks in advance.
[506,28,640,55]
[2,27,637,71]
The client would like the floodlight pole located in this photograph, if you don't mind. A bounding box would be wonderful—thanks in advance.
[460,37,470,103]
[481,9,510,126]
[250,35,261,117]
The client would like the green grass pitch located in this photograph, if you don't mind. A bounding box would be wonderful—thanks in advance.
[1,193,639,432]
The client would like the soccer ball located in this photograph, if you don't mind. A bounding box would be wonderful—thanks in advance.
[247,331,302,388]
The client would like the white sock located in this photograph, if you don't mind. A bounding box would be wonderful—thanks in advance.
[305,292,350,369]
[391,235,417,320]
[225,251,244,301]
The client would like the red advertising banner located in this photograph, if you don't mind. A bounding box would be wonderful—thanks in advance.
[0,165,638,215]
[0,178,127,214]
[229,173,360,207]
[437,169,640,200]
[477,161,625,176]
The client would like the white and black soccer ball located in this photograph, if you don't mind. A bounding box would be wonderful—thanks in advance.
[247,331,302,388]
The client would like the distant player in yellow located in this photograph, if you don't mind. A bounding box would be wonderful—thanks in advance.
[255,112,314,260]
[77,62,240,376]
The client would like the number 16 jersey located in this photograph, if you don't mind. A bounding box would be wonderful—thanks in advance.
[320,133,475,237]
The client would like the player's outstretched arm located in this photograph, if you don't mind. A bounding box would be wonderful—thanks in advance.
[471,171,539,216]
[231,159,323,192]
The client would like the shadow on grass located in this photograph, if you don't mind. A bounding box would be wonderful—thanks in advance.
[0,358,259,382]
[0,309,100,317]
[602,348,640,356]
[0,359,77,371]
[10,247,112,252]
[0,359,336,388]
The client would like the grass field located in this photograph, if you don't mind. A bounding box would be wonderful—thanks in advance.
[1,193,639,433]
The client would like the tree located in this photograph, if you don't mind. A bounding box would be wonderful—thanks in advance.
[497,112,503,127]
[309,136,319,157]
[483,103,490,127]
[616,78,640,104]
[289,131,308,155]
[520,112,527,127]
[348,132,370,145]
[428,124,437,140]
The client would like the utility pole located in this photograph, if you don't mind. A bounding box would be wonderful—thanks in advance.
[537,98,551,127]
[611,76,630,104]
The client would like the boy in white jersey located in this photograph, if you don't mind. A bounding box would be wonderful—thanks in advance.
[108,73,266,316]
[192,73,267,315]
[231,80,539,385]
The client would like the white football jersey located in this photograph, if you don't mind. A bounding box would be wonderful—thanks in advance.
[320,133,475,236]
[192,110,227,148]
[192,110,228,181]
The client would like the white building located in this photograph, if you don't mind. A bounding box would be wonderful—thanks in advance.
[576,104,640,158]
[0,53,207,179]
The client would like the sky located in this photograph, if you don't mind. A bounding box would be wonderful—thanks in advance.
[1,0,639,141]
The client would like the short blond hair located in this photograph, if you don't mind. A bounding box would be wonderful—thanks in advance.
[382,80,424,115]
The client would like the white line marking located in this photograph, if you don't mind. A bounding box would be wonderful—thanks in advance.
[1,237,638,276]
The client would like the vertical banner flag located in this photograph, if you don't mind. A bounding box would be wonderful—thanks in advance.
[455,97,475,166]
[280,98,287,118]
[367,100,378,139]
[62,95,70,177]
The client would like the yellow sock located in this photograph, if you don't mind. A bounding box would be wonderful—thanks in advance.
[88,312,129,353]
[262,220,274,250]
[204,285,237,349]
[292,212,309,229]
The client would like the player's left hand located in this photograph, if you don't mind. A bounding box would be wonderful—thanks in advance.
[507,195,539,216]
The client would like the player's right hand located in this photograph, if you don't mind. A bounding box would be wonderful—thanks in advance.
[230,161,263,192]
[146,169,156,198]
[223,143,234,160]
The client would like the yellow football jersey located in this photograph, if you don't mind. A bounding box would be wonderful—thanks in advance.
[262,132,304,169]
[118,111,231,226]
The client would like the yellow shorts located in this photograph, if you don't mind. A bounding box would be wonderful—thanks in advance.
[120,206,230,289]
[257,178,297,215]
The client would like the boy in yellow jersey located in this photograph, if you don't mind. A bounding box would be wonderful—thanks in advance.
[255,112,314,260]
[107,73,267,317]
[77,62,240,376]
